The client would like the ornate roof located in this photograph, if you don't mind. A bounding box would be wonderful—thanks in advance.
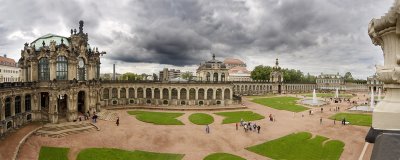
[224,58,245,65]
[369,1,400,45]
[228,66,250,74]
[30,33,69,50]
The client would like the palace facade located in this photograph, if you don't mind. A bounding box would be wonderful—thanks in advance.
[0,20,367,136]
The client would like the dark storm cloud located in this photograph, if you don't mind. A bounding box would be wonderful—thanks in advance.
[0,0,393,78]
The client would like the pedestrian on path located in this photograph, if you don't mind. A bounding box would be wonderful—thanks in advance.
[320,117,322,125]
[116,117,120,126]
[257,125,261,134]
[205,125,210,133]
[334,118,336,125]
[236,123,238,130]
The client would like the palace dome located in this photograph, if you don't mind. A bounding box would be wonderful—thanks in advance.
[31,33,69,50]
[224,58,245,65]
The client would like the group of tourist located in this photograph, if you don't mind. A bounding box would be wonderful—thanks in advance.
[239,119,261,133]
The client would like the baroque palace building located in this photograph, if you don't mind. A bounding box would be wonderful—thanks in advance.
[0,20,352,136]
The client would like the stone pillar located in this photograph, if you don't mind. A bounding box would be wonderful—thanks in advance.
[195,89,198,100]
[177,89,181,100]
[186,89,190,100]
[151,88,155,99]
[168,89,171,100]
[10,96,15,117]
[49,59,56,80]
[369,7,400,130]
[134,88,137,99]
[213,89,216,100]
[21,95,25,113]
[0,97,5,121]
[160,89,164,99]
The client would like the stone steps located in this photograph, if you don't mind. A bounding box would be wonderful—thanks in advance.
[96,111,118,122]
[34,122,96,138]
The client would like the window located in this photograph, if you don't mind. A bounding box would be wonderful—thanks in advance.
[112,88,118,98]
[77,58,86,81]
[103,88,109,99]
[15,96,21,114]
[56,56,68,80]
[38,58,50,80]
[25,95,31,112]
[120,88,126,98]
[5,97,11,118]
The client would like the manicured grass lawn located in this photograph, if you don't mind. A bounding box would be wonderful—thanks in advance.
[77,148,184,160]
[252,97,308,112]
[303,93,353,98]
[203,153,245,160]
[39,146,69,160]
[189,113,214,125]
[214,111,265,124]
[329,113,372,126]
[246,132,345,160]
[127,110,184,125]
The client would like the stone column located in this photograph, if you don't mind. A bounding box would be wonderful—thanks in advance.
[177,89,181,100]
[151,88,155,99]
[0,97,5,121]
[369,7,400,130]
[160,89,164,99]
[186,89,190,100]
[168,89,171,100]
[10,96,15,116]
[49,59,56,80]
[195,89,198,100]
[213,89,216,100]
[134,88,137,99]
[21,95,25,113]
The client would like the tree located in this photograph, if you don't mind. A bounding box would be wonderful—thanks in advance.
[251,65,273,81]
[283,69,303,83]
[121,72,142,80]
[344,72,353,81]
[102,74,111,80]
[181,72,192,80]
[153,73,158,81]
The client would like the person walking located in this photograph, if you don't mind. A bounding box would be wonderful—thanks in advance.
[236,123,238,130]
[333,118,336,125]
[205,125,210,133]
[116,117,120,126]
[253,123,257,132]
[320,117,322,125]
[257,125,261,134]
[244,124,247,132]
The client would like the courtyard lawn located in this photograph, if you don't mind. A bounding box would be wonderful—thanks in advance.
[38,146,69,160]
[127,111,184,125]
[189,113,214,125]
[252,97,308,112]
[77,148,184,160]
[214,111,265,124]
[329,113,372,126]
[303,93,353,98]
[246,132,345,160]
[203,153,245,160]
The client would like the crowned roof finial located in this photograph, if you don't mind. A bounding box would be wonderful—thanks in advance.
[212,53,215,60]
[275,58,279,66]
[79,20,84,33]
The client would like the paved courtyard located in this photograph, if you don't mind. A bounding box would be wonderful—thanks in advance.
[3,93,372,160]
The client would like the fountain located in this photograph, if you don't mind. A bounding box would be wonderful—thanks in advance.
[312,89,317,105]
[301,89,327,106]
[378,88,382,101]
[335,88,339,98]
[370,90,374,109]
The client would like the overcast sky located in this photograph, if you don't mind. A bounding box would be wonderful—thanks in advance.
[0,0,393,79]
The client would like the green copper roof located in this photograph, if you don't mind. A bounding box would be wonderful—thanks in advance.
[31,33,69,50]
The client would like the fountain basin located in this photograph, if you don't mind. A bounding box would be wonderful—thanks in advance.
[349,106,373,112]
[300,99,327,106]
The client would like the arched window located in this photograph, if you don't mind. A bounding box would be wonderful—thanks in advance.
[15,96,21,114]
[25,95,31,112]
[5,97,11,118]
[77,58,86,81]
[38,58,50,80]
[120,88,126,98]
[112,88,118,98]
[56,56,68,80]
[206,72,211,81]
[103,88,109,99]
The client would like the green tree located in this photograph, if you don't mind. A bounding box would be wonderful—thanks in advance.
[181,72,193,80]
[152,73,158,81]
[283,69,303,83]
[344,72,353,81]
[251,65,273,81]
[121,72,142,80]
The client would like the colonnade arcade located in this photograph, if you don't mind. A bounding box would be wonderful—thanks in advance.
[101,82,234,106]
